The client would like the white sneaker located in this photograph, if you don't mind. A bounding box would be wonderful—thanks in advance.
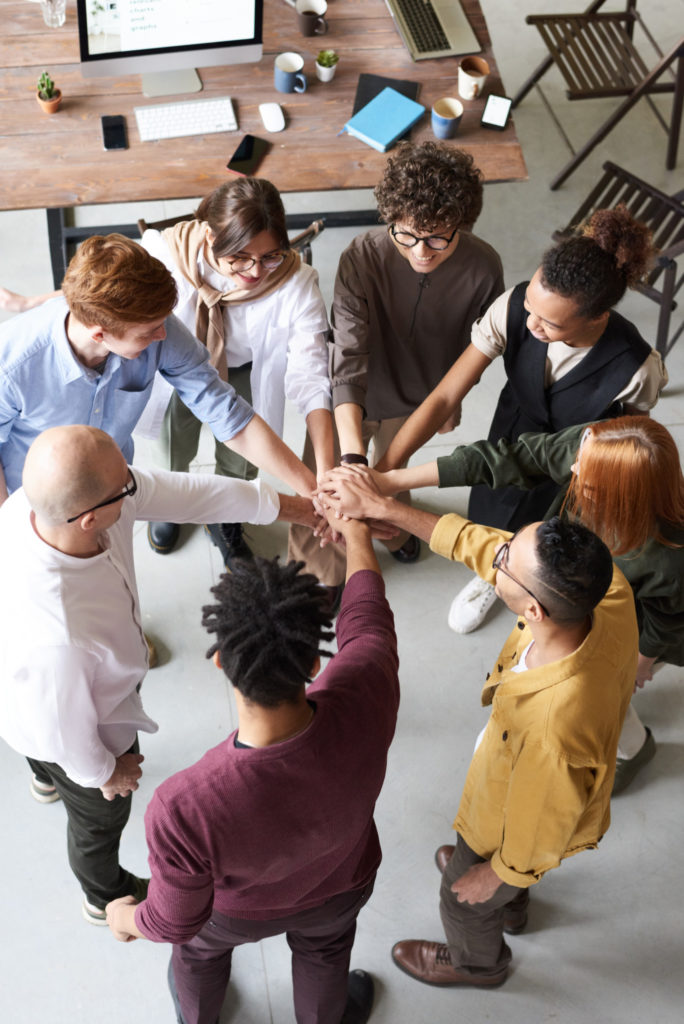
[447,576,498,634]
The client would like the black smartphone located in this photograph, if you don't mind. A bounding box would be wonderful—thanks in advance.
[226,135,271,176]
[480,95,513,131]
[101,115,128,150]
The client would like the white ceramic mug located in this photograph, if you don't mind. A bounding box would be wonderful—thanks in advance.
[458,56,490,100]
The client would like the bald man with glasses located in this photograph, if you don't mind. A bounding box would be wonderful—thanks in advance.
[317,465,638,987]
[0,425,317,927]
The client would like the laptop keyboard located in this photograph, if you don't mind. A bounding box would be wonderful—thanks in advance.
[392,0,450,53]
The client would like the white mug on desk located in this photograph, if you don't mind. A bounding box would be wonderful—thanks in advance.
[458,57,490,100]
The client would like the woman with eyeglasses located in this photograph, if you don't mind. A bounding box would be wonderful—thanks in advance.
[375,206,668,631]
[133,177,343,596]
[360,414,684,792]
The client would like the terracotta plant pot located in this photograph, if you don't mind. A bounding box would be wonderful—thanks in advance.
[37,88,62,114]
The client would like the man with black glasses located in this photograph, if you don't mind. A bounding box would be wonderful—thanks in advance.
[316,465,638,988]
[0,425,316,928]
[328,141,503,563]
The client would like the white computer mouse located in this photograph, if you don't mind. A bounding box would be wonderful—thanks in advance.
[259,102,286,133]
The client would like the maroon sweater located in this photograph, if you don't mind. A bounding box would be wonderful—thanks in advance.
[136,570,399,943]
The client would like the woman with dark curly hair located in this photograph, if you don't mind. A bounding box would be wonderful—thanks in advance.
[329,141,504,563]
[377,205,668,631]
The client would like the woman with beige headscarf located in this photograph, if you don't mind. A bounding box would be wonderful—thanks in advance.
[140,177,344,603]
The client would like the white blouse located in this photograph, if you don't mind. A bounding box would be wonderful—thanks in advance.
[137,229,331,439]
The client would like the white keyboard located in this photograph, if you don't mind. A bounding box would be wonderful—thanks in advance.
[134,96,238,142]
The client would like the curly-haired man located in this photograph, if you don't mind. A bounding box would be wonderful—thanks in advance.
[328,142,504,563]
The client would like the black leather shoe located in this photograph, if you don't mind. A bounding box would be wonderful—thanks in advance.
[390,534,421,563]
[340,969,374,1024]
[147,521,180,554]
[205,522,254,570]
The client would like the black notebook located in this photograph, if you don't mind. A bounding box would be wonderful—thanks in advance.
[352,74,421,142]
[352,73,421,114]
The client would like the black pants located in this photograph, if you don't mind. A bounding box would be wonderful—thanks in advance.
[27,738,141,909]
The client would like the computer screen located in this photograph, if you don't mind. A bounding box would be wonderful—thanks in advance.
[76,0,263,97]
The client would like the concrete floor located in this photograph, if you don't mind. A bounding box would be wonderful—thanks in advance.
[1,1,683,1022]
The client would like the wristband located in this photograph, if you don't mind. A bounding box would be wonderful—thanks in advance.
[340,453,369,466]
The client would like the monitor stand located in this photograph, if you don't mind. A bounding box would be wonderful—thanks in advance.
[141,68,202,98]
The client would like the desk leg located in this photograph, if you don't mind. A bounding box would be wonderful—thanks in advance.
[46,208,69,288]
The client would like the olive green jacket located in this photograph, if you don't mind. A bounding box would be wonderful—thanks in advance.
[437,423,684,664]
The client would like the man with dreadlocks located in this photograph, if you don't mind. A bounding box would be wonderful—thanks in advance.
[105,510,399,1024]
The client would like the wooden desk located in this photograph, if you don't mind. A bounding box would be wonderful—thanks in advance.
[1,0,526,280]
[1,0,526,208]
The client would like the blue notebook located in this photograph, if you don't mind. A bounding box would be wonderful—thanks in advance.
[342,87,426,153]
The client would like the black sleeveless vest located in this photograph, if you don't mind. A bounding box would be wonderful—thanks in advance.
[468,282,652,531]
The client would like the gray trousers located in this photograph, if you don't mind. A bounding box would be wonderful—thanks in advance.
[156,364,257,482]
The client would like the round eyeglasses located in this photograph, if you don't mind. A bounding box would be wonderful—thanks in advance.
[390,225,458,251]
[492,539,550,618]
[225,252,286,273]
[67,470,138,523]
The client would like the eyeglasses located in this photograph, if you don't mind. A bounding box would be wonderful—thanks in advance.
[390,225,458,251]
[492,539,550,618]
[67,470,138,523]
[225,252,286,273]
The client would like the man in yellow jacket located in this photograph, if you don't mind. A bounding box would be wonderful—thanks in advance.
[318,465,638,987]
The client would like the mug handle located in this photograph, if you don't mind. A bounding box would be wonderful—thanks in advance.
[294,73,307,93]
[315,16,328,34]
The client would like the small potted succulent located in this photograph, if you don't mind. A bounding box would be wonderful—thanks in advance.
[36,70,62,113]
[315,49,339,83]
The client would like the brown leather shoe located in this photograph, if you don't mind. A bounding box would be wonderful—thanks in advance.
[391,940,507,987]
[434,845,528,935]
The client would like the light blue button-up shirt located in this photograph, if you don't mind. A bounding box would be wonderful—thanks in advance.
[0,296,254,493]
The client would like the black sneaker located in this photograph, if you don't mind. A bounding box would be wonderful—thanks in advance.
[205,523,254,570]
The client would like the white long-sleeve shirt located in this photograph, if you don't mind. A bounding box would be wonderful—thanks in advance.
[0,468,280,788]
[137,229,331,440]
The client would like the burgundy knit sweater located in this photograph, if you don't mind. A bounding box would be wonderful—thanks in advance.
[136,570,399,944]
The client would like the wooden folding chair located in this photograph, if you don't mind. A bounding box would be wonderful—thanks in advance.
[137,215,325,266]
[552,161,684,357]
[511,0,684,189]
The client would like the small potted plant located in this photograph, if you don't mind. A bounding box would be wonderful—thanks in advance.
[315,49,339,83]
[36,70,62,114]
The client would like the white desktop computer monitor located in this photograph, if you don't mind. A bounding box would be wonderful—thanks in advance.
[76,0,263,97]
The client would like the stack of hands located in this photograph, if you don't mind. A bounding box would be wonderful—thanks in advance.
[312,465,397,544]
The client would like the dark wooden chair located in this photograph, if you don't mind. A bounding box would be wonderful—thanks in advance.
[137,215,325,266]
[552,161,684,357]
[511,0,684,189]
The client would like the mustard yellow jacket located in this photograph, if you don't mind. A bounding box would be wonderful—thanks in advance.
[430,514,638,889]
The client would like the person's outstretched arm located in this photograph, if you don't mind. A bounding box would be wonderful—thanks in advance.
[226,414,317,497]
[375,344,493,471]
